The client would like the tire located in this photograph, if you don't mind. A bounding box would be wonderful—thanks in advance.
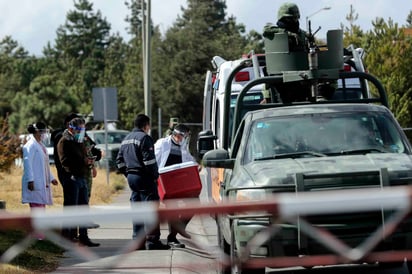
[228,221,266,274]
[217,218,231,274]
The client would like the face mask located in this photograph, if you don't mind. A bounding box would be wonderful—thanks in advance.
[179,137,188,147]
[74,129,85,143]
[40,133,49,144]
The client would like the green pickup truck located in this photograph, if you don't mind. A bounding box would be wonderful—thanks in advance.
[198,30,412,274]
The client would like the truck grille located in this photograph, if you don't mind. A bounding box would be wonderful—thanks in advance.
[291,169,412,254]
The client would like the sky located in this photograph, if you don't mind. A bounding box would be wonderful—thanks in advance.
[0,0,410,56]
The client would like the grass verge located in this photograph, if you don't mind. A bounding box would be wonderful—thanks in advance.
[0,166,126,273]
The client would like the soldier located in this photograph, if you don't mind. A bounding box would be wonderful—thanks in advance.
[163,117,179,137]
[263,2,310,52]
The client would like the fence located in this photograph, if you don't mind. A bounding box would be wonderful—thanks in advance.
[2,186,412,272]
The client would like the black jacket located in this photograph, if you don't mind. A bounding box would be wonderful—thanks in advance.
[116,128,159,180]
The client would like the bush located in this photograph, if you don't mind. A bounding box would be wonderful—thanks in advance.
[0,115,21,173]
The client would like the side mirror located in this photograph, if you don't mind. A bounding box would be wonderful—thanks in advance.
[202,149,234,169]
[197,130,216,159]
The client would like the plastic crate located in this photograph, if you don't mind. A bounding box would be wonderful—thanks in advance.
[157,161,201,200]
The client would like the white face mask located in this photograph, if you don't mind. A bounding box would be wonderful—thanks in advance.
[179,137,188,147]
[40,133,49,144]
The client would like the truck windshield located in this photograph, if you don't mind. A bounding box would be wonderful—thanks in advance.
[244,111,407,163]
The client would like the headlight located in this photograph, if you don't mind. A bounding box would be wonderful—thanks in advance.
[235,189,267,202]
[232,189,268,216]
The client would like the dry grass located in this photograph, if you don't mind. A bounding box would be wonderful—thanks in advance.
[0,165,127,273]
[0,264,33,274]
[0,165,126,213]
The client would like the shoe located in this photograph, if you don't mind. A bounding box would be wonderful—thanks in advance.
[146,241,171,250]
[85,223,100,229]
[79,237,100,247]
[167,236,185,248]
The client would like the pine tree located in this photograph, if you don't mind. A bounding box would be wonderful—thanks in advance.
[341,4,364,47]
[53,0,111,115]
[155,0,246,125]
[364,19,412,127]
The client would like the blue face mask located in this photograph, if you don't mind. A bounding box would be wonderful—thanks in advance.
[74,129,85,143]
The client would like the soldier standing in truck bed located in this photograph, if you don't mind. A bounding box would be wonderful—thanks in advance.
[263,2,310,52]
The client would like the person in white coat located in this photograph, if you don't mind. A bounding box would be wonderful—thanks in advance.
[154,124,198,248]
[22,122,58,211]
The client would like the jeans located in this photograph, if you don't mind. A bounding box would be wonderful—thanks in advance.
[127,173,161,243]
[61,175,89,239]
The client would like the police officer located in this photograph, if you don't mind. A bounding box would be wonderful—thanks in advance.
[116,114,170,250]
[263,2,310,52]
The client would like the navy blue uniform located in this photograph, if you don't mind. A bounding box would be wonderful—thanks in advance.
[116,128,161,244]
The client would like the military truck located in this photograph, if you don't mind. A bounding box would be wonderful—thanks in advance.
[198,29,412,273]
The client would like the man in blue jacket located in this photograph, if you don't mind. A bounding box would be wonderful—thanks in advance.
[116,114,170,250]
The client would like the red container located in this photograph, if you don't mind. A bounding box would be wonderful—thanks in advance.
[157,162,202,200]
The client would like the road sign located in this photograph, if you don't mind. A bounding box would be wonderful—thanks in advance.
[92,87,118,121]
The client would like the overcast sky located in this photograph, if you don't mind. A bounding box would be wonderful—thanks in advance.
[0,0,410,56]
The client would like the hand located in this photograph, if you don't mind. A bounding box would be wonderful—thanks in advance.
[92,166,97,178]
[87,157,95,165]
[51,179,58,186]
[28,181,34,191]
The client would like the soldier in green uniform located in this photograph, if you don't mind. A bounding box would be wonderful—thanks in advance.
[263,2,310,52]
[83,134,101,199]
[163,117,179,137]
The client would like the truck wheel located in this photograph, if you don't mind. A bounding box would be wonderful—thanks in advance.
[228,223,265,274]
[217,220,231,274]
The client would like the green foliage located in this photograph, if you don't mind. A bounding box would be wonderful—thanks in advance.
[0,37,32,119]
[54,0,111,113]
[0,115,21,172]
[341,6,412,128]
[341,5,364,47]
[154,0,247,126]
[407,11,412,27]
[9,75,78,132]
[364,19,412,127]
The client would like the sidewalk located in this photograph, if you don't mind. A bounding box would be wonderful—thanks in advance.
[53,177,219,273]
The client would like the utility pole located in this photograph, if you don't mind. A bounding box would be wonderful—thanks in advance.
[142,0,152,118]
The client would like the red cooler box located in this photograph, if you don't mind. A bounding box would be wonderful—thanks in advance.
[157,161,201,200]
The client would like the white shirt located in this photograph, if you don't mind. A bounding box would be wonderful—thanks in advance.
[154,135,196,168]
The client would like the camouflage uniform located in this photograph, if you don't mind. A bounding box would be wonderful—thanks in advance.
[263,2,309,52]
[163,117,179,137]
[83,135,101,199]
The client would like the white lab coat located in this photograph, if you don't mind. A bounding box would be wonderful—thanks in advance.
[154,135,196,168]
[21,136,55,205]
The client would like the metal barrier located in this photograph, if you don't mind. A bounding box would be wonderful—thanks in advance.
[1,186,412,272]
